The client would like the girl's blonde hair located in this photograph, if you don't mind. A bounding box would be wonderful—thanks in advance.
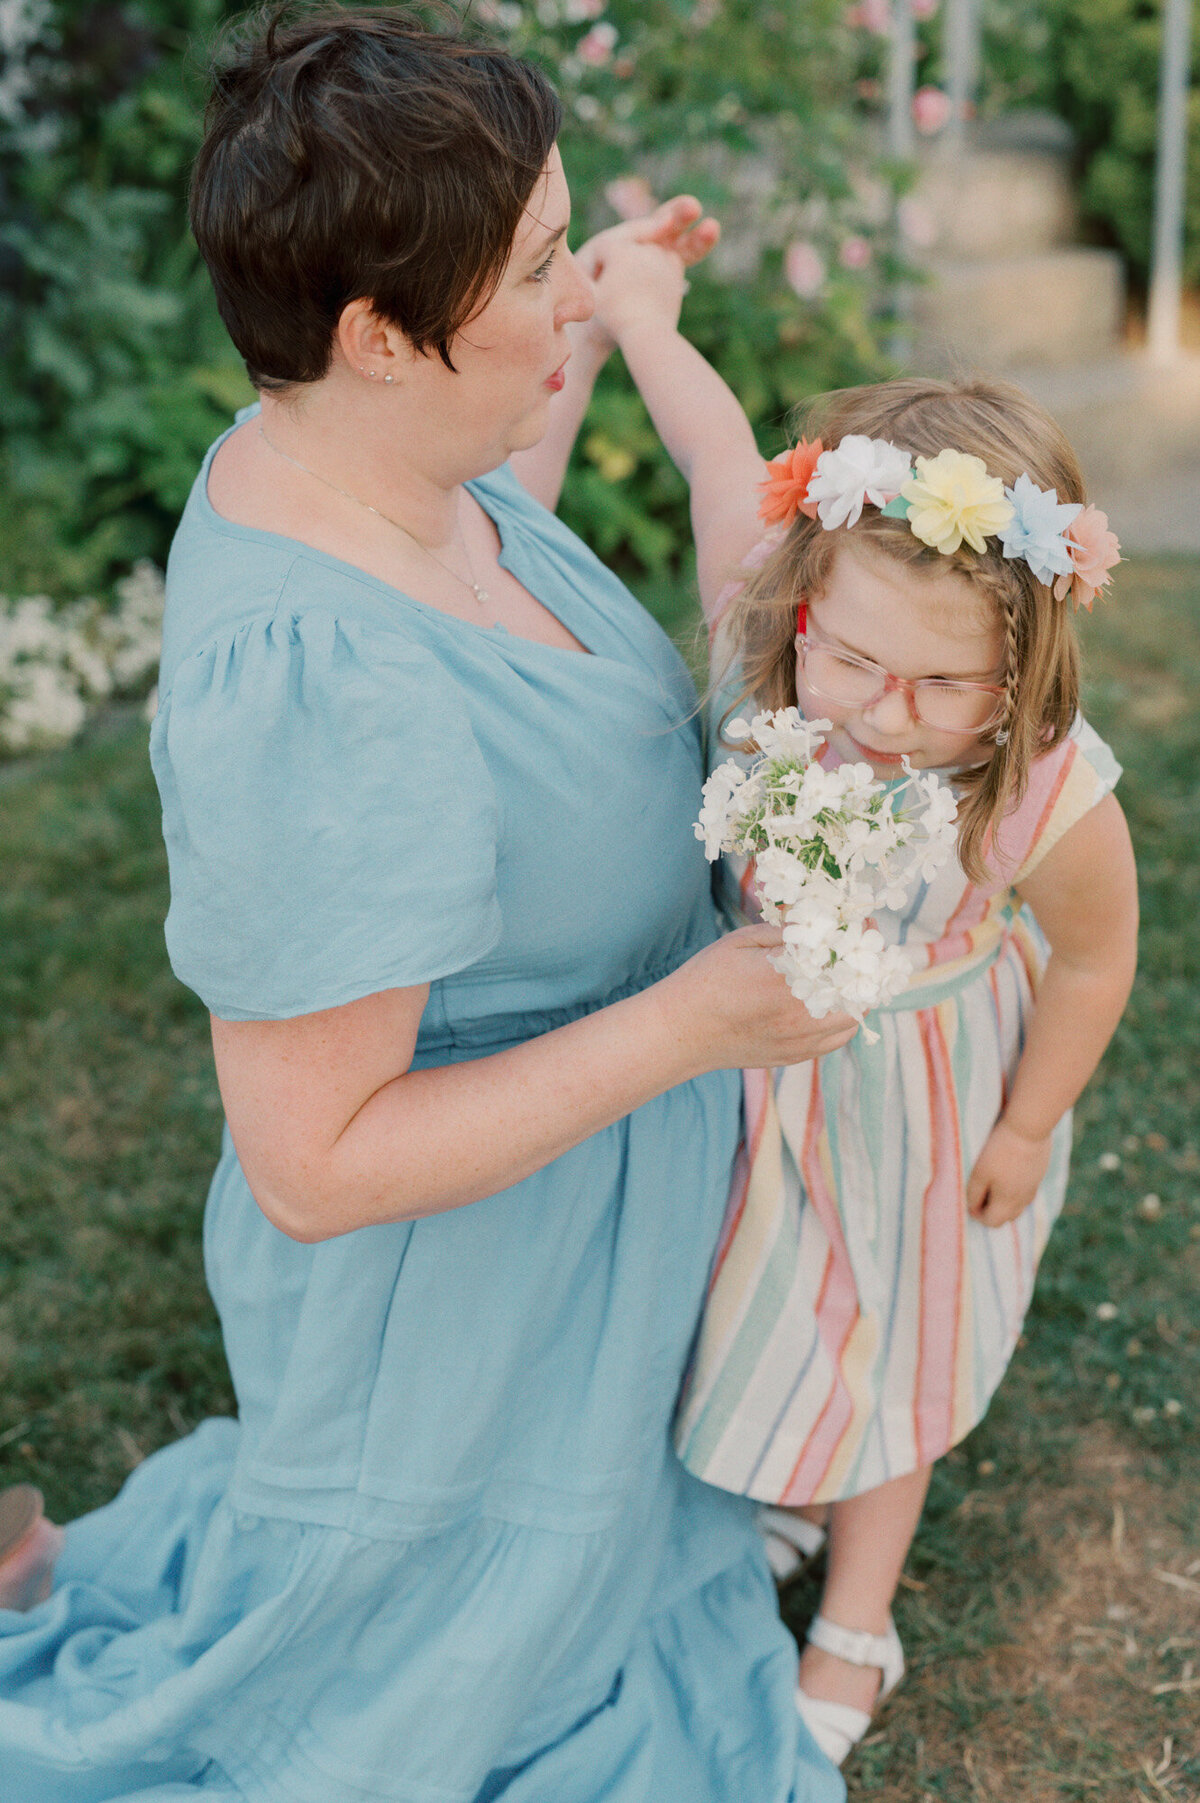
[725,374,1086,882]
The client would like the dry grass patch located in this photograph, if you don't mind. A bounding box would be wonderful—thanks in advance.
[837,1421,1200,1801]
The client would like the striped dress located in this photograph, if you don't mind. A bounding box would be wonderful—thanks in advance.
[674,620,1121,1506]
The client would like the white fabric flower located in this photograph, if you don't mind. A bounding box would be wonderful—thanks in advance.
[804,435,914,530]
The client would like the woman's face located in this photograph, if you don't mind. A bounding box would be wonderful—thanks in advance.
[417,145,594,468]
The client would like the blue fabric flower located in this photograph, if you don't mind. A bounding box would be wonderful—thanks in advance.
[999,473,1082,585]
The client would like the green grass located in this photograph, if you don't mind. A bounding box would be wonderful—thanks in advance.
[1,562,1198,1796]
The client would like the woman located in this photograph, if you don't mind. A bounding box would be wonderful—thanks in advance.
[0,11,854,1800]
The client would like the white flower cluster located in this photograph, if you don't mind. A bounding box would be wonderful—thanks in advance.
[697,709,959,1028]
[0,560,164,754]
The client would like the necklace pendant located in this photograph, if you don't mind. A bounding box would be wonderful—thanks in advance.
[472,584,492,607]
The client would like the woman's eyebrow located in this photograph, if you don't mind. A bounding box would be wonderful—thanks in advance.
[528,222,568,261]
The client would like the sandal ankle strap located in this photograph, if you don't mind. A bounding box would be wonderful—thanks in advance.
[807,1612,896,1672]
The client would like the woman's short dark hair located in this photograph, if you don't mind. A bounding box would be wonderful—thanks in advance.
[190,4,563,386]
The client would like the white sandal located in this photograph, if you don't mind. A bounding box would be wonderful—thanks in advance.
[795,1612,905,1767]
[756,1506,828,1585]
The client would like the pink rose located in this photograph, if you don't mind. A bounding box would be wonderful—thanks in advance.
[838,234,872,271]
[604,176,656,222]
[912,85,952,134]
[897,197,937,248]
[578,21,617,65]
[846,0,891,30]
[784,240,827,299]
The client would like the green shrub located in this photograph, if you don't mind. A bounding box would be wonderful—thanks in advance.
[969,0,1198,288]
[1,0,894,602]
[1049,0,1200,287]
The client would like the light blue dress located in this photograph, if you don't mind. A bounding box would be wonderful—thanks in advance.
[0,418,843,1803]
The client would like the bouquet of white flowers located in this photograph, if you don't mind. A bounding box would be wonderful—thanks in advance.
[696,709,959,1035]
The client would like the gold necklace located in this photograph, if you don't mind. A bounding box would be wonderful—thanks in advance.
[257,422,494,612]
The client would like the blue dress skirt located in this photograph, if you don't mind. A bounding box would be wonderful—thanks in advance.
[0,427,843,1803]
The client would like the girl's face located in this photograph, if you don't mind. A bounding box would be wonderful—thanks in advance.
[796,538,1006,774]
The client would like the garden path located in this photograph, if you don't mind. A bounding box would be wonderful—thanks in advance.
[908,115,1200,554]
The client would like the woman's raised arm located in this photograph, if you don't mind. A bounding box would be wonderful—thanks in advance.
[212,927,856,1242]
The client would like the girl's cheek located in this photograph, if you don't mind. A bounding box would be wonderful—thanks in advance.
[796,667,849,725]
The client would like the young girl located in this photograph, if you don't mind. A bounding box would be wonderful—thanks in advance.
[589,242,1138,1765]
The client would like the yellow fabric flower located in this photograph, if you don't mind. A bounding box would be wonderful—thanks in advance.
[900,449,1015,555]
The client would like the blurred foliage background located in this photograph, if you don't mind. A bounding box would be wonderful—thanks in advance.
[0,0,1196,608]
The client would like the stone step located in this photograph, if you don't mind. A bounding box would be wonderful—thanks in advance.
[911,248,1126,371]
[915,147,1079,261]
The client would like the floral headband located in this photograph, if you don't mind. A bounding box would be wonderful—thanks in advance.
[759,434,1120,612]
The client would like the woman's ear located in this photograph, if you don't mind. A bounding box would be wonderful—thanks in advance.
[334,298,412,386]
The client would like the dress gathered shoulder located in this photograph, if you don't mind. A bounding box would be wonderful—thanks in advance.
[0,414,843,1803]
[674,603,1121,1506]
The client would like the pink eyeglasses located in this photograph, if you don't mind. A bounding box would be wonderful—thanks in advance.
[794,602,1007,735]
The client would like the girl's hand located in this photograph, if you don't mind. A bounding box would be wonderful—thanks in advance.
[574,194,720,354]
[966,1119,1054,1227]
[655,925,860,1074]
[590,240,690,348]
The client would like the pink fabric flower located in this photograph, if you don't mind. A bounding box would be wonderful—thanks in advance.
[912,85,951,134]
[784,239,827,299]
[838,234,872,271]
[1054,505,1121,611]
[604,176,656,221]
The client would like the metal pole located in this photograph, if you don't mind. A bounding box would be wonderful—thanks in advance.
[888,0,916,159]
[1147,0,1194,365]
[944,0,981,148]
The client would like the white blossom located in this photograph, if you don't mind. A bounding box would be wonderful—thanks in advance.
[0,561,164,754]
[696,708,958,1028]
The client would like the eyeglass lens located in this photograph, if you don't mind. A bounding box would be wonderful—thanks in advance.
[802,646,1002,732]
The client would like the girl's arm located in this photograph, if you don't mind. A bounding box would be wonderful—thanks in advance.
[211,926,858,1243]
[589,241,768,621]
[509,197,720,512]
[966,791,1138,1226]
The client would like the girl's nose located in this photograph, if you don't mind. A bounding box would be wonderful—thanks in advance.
[861,684,916,732]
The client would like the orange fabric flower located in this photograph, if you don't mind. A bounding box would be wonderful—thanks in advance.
[758,439,824,527]
[1053,504,1121,611]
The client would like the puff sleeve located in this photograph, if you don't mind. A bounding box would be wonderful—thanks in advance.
[991,713,1123,888]
[150,611,502,1019]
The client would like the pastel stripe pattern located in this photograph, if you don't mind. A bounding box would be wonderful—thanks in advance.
[675,694,1120,1504]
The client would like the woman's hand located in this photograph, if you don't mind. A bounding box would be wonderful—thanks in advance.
[654,925,860,1075]
[573,194,720,354]
[966,1119,1054,1227]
